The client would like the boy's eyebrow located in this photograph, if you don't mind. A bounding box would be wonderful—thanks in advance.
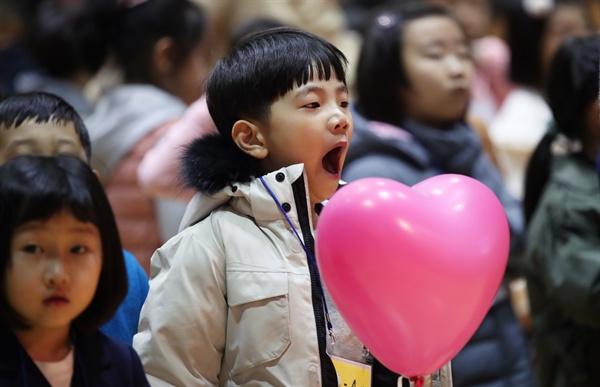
[294,84,349,97]
[7,138,79,149]
[4,139,35,153]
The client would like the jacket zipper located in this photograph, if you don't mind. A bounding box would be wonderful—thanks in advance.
[292,177,338,387]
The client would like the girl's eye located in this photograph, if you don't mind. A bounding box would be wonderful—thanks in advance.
[340,101,350,108]
[70,245,89,255]
[425,52,443,60]
[459,51,473,60]
[22,244,42,254]
[305,102,320,108]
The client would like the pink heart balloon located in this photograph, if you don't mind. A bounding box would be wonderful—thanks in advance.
[316,175,509,377]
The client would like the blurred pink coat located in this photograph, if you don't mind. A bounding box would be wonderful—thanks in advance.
[137,95,217,201]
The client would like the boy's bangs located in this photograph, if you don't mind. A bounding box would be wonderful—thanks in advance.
[273,42,347,97]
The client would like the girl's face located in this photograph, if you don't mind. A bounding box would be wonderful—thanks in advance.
[6,210,102,334]
[540,4,588,77]
[399,16,474,129]
[166,39,211,106]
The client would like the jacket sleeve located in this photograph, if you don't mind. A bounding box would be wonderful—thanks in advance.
[133,227,227,386]
[533,196,600,327]
[127,345,151,387]
[471,151,525,277]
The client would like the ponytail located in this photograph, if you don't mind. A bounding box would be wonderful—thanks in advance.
[525,35,600,225]
[523,123,556,225]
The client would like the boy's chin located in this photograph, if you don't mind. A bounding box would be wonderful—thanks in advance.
[312,185,340,205]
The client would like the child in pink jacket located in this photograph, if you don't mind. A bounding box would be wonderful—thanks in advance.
[137,95,217,202]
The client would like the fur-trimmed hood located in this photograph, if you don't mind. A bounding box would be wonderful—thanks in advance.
[177,163,307,232]
[179,133,262,194]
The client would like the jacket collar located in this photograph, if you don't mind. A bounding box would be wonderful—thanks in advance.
[178,164,308,231]
[346,108,430,169]
[553,153,600,192]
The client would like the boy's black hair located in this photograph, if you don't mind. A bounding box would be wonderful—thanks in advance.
[181,26,348,194]
[523,34,600,224]
[0,92,91,162]
[0,155,128,333]
[82,0,207,84]
[354,1,457,124]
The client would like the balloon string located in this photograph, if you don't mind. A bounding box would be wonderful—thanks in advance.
[259,176,335,344]
[410,376,425,387]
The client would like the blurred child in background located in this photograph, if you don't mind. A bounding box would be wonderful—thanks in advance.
[488,0,589,199]
[14,0,105,117]
[342,2,534,385]
[523,33,600,387]
[82,0,211,272]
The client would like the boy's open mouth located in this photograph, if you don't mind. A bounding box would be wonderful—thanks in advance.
[322,146,343,175]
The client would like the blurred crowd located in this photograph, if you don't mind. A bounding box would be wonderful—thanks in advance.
[0,0,599,386]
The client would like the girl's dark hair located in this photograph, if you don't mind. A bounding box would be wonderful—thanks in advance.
[355,1,455,124]
[0,155,127,333]
[0,92,91,162]
[181,26,348,194]
[82,0,207,83]
[523,34,600,224]
[24,0,107,78]
[507,0,587,89]
[229,18,286,49]
[504,0,547,89]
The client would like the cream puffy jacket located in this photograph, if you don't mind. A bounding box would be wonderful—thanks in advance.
[133,164,334,386]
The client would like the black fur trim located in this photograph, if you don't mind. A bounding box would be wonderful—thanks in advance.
[179,134,262,194]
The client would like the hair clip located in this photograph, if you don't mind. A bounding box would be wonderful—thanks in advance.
[376,14,397,28]
[523,0,554,17]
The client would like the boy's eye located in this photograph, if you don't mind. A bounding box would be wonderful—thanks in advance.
[340,101,350,108]
[22,244,43,255]
[305,102,320,108]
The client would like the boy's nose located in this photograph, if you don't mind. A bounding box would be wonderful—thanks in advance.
[328,111,350,133]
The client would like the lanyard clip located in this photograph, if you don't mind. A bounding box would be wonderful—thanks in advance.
[326,312,335,345]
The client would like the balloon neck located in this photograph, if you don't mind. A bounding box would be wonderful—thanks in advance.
[410,376,425,387]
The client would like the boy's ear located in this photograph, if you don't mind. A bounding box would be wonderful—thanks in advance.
[232,120,268,159]
[153,37,176,74]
